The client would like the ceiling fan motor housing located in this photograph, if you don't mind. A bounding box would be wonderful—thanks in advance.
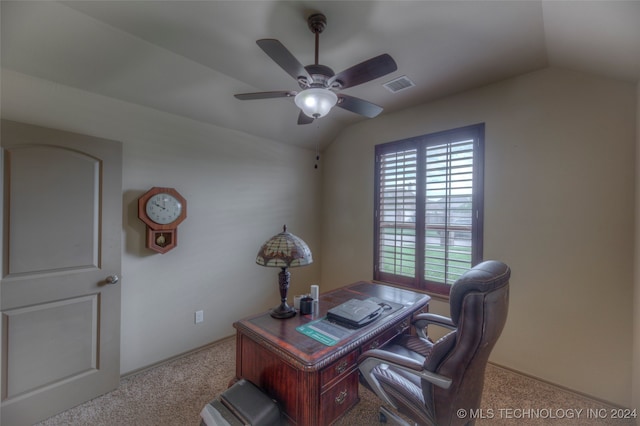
[301,64,336,89]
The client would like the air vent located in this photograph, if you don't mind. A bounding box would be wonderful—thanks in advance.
[383,75,415,93]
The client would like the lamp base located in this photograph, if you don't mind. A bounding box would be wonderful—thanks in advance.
[270,302,297,319]
[270,267,296,319]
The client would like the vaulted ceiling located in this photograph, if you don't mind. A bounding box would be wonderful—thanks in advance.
[2,1,639,150]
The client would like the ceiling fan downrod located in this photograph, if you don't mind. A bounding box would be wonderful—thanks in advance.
[307,13,327,66]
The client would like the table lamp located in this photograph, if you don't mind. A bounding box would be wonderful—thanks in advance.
[256,225,313,319]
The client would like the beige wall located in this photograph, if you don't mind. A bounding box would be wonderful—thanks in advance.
[1,70,322,373]
[320,67,636,407]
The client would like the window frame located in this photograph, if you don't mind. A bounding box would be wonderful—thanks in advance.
[373,123,485,297]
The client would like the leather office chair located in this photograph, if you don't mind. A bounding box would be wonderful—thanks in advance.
[358,260,510,425]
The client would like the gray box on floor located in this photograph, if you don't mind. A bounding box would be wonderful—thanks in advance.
[200,379,281,426]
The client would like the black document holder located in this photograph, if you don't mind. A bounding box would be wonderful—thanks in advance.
[326,298,383,328]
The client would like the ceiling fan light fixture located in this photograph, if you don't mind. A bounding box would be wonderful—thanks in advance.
[294,88,338,119]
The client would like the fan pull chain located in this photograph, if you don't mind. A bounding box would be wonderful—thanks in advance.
[314,133,320,169]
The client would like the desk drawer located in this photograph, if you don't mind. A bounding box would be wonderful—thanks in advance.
[320,371,359,425]
[361,316,411,352]
[320,350,358,389]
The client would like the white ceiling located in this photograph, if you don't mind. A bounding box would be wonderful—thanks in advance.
[2,1,639,150]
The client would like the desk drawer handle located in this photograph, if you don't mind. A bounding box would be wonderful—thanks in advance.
[335,360,348,374]
[335,390,348,405]
[396,319,409,333]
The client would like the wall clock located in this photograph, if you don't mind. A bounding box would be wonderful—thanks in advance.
[138,187,187,253]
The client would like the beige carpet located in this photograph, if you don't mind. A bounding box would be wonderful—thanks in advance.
[36,337,633,426]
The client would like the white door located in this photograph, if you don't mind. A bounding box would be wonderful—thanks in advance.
[1,120,122,425]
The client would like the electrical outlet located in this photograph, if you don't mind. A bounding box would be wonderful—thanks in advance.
[195,310,204,324]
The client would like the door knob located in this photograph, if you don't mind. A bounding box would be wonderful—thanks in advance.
[105,274,120,285]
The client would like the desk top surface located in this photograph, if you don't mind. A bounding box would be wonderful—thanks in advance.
[234,281,430,367]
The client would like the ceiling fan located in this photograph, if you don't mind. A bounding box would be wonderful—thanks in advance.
[234,13,398,125]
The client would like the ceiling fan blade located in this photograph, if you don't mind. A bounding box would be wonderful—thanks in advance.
[330,54,398,90]
[297,110,314,125]
[337,94,383,118]
[234,91,296,100]
[257,39,312,83]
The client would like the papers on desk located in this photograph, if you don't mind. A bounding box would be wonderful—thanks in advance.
[296,297,404,346]
[296,317,356,346]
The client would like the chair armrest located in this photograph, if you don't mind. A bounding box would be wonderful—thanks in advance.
[413,313,455,329]
[412,313,456,339]
[359,348,424,372]
[359,349,452,392]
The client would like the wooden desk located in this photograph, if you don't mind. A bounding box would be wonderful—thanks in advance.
[233,281,430,425]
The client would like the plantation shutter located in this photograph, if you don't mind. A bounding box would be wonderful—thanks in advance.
[425,139,475,285]
[376,148,418,281]
[374,124,484,296]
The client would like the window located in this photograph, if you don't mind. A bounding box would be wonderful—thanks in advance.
[374,124,484,296]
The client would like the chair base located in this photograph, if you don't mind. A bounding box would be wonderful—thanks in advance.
[378,406,415,426]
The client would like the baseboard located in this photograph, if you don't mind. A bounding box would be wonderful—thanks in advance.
[121,334,235,379]
[487,361,631,410]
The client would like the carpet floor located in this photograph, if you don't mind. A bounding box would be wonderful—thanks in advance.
[36,337,633,426]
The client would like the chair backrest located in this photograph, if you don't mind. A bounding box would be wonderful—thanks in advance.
[427,260,510,425]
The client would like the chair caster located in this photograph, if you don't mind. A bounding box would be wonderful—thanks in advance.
[378,406,412,426]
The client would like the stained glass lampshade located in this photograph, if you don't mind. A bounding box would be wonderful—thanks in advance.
[256,225,313,318]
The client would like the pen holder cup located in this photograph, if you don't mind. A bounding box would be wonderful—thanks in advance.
[299,297,313,315]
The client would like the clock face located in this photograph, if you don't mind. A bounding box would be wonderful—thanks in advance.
[145,193,183,225]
